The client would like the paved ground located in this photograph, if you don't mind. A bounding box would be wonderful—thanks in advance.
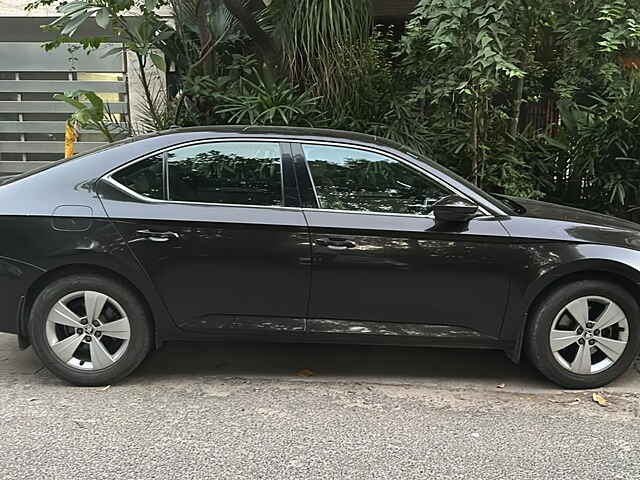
[1,333,640,479]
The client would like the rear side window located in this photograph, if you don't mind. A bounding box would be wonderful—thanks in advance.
[303,144,450,215]
[166,142,283,206]
[112,154,164,200]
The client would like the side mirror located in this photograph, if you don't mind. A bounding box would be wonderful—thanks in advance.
[433,195,479,223]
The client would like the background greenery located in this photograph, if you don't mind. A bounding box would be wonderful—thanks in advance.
[26,0,640,219]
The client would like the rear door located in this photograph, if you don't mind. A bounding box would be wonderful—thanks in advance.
[98,140,311,334]
[294,142,511,339]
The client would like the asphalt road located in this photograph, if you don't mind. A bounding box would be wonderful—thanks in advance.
[1,333,640,479]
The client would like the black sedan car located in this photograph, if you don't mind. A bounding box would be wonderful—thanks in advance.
[0,126,638,388]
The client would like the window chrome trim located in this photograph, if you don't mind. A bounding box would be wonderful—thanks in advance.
[302,206,441,220]
[102,136,496,216]
[302,148,321,208]
[277,143,286,207]
[102,176,304,213]
[104,139,294,211]
[296,141,491,217]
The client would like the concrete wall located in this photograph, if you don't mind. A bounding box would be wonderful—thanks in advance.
[126,50,167,134]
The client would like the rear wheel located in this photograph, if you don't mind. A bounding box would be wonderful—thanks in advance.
[29,274,152,386]
[526,280,640,389]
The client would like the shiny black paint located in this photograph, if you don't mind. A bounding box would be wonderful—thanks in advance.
[0,217,168,340]
[1,126,640,361]
[432,194,480,222]
[302,210,511,337]
[99,192,312,330]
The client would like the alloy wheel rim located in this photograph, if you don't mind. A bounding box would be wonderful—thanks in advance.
[45,291,131,371]
[550,295,629,375]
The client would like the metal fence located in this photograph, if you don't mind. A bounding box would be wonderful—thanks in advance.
[0,42,128,176]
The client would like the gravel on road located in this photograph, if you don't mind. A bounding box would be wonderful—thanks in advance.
[1,336,639,480]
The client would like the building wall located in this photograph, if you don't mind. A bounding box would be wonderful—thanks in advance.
[0,1,56,15]
[372,0,417,20]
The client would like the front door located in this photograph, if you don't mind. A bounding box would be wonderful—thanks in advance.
[295,143,511,338]
[99,140,310,334]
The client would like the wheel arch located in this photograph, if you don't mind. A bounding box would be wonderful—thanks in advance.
[19,263,165,350]
[507,259,640,363]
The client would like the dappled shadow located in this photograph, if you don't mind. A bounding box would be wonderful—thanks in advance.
[2,333,638,391]
[130,340,558,390]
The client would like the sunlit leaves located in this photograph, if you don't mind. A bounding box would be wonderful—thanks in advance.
[150,52,167,71]
[96,8,110,28]
[54,90,123,143]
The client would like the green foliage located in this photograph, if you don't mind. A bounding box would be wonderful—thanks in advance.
[31,0,640,218]
[405,0,524,98]
[402,0,528,185]
[268,0,371,105]
[216,74,324,126]
[597,1,640,54]
[54,90,126,142]
[27,0,173,133]
[540,81,640,216]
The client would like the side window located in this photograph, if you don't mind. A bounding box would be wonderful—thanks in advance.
[303,145,451,215]
[167,142,283,206]
[112,154,164,200]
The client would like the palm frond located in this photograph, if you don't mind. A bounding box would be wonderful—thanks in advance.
[268,0,372,103]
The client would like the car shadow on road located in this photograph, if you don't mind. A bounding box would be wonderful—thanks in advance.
[130,340,563,391]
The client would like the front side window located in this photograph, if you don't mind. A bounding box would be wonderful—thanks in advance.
[303,145,450,215]
[112,154,164,200]
[167,142,283,206]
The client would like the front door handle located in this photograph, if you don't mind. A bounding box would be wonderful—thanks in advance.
[136,229,180,242]
[316,237,357,250]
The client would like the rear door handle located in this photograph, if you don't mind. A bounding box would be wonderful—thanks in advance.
[136,229,180,242]
[316,237,357,250]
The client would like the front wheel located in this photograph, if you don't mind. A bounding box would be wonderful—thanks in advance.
[526,280,640,389]
[29,273,152,386]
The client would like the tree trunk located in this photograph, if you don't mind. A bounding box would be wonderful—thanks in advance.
[510,51,527,136]
[196,0,214,75]
[479,96,488,188]
[471,100,479,185]
[136,52,162,130]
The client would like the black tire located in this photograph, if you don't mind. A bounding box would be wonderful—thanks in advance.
[29,273,152,386]
[526,280,640,389]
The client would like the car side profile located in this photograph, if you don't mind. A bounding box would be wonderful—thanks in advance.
[0,126,639,388]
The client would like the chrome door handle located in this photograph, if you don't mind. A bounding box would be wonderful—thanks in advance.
[316,238,356,250]
[136,229,180,242]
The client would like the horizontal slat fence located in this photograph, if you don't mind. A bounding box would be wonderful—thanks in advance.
[0,42,128,175]
[0,121,126,134]
[0,101,127,114]
[0,80,127,93]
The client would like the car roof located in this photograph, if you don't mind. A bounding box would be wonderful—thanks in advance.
[149,125,408,151]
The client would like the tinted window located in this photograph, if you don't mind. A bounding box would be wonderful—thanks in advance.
[112,154,164,200]
[304,145,450,215]
[167,142,282,206]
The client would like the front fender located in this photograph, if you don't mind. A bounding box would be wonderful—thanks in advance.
[501,243,640,362]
